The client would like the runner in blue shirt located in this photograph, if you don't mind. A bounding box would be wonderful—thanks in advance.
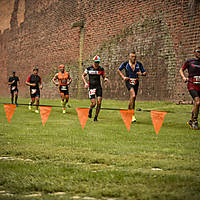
[117,50,146,122]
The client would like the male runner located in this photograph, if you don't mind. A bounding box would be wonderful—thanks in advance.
[8,71,20,105]
[52,64,72,113]
[82,55,108,121]
[117,50,146,122]
[180,46,200,130]
[26,67,43,113]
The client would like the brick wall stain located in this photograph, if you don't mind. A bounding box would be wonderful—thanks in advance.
[0,0,199,102]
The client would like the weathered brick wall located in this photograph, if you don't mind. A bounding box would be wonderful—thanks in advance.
[0,0,199,102]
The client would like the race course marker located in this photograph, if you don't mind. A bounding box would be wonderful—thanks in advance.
[4,104,16,123]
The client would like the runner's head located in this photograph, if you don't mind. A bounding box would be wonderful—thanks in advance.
[93,55,100,68]
[59,64,65,72]
[129,50,136,63]
[33,67,39,75]
[12,71,16,76]
[194,46,200,59]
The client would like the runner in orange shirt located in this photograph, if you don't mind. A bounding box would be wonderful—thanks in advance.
[52,65,72,113]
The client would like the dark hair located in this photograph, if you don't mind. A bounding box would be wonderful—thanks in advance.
[129,50,136,54]
[33,67,38,71]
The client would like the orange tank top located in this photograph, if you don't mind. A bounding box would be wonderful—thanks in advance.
[58,72,69,86]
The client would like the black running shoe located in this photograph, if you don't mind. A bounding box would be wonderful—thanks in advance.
[192,121,199,130]
[94,116,98,122]
[187,120,193,128]
[88,109,92,118]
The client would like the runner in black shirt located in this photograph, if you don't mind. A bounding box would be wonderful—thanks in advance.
[8,71,20,105]
[82,55,108,121]
[26,67,43,113]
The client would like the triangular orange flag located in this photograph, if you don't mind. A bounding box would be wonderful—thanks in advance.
[120,110,134,131]
[151,111,167,135]
[4,104,16,123]
[76,108,89,130]
[40,106,52,126]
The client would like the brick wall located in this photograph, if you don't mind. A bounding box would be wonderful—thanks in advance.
[0,0,199,102]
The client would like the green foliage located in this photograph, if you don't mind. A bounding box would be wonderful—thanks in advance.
[0,98,200,199]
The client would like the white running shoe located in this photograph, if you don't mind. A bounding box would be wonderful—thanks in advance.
[28,103,32,110]
[132,115,136,122]
[63,109,66,114]
[35,110,39,114]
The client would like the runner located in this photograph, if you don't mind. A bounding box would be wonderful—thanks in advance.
[117,50,146,122]
[180,46,200,130]
[82,55,108,121]
[26,67,43,113]
[8,71,20,105]
[52,64,72,113]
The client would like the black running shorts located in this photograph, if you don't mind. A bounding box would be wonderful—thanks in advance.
[30,88,40,98]
[125,80,139,95]
[88,87,102,99]
[189,89,200,99]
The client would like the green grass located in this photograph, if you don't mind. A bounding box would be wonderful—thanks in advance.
[0,97,200,200]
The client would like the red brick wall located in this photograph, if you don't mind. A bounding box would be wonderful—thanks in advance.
[0,0,199,102]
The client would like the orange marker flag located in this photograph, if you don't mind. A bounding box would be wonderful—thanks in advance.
[120,110,134,131]
[76,108,89,130]
[4,104,16,123]
[151,111,167,135]
[40,106,52,126]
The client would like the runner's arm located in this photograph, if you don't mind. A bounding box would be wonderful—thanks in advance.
[8,77,15,85]
[17,77,20,86]
[179,68,188,83]
[82,71,88,88]
[8,80,15,85]
[39,82,43,89]
[67,74,72,85]
[137,71,146,76]
[39,77,43,89]
[102,70,108,82]
[52,73,59,86]
[137,63,146,76]
[117,69,129,81]
[103,76,108,82]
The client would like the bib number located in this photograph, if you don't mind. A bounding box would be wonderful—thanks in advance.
[31,89,37,94]
[11,86,16,91]
[129,78,137,85]
[193,76,200,84]
[89,89,96,98]
[61,85,67,90]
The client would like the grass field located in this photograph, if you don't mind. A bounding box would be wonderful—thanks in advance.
[0,97,200,200]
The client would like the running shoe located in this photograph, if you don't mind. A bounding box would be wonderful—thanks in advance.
[88,109,92,118]
[192,121,199,130]
[94,116,98,122]
[28,103,32,110]
[35,110,39,114]
[187,120,193,128]
[132,115,136,122]
[63,109,66,114]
